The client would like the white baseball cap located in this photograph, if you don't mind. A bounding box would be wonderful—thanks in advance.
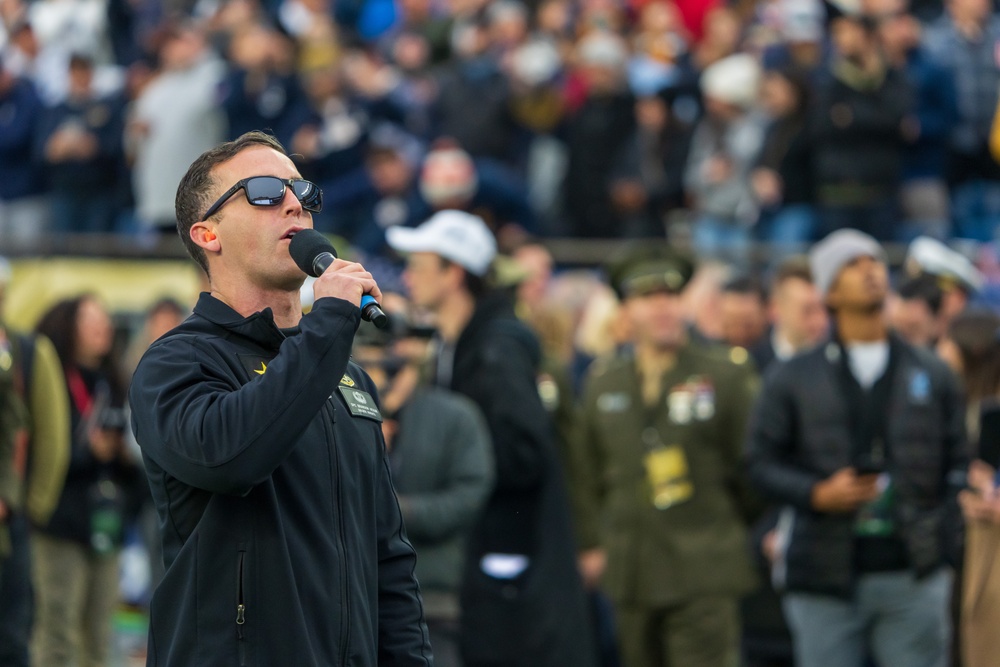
[386,210,497,276]
[701,53,761,110]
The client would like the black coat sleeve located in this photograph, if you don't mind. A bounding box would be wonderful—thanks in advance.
[128,298,359,496]
[745,365,824,510]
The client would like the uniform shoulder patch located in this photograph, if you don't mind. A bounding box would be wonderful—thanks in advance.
[340,374,356,387]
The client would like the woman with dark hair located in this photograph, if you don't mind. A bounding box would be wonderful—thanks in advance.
[29,294,140,667]
[938,308,1000,667]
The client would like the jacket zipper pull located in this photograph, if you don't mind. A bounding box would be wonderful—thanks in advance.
[236,604,245,625]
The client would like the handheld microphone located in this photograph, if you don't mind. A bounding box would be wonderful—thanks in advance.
[289,229,389,329]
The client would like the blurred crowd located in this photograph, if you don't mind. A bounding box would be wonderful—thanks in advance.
[0,224,999,667]
[1,0,1000,257]
[5,0,1000,664]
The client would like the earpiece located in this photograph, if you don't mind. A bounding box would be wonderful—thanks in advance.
[205,231,217,242]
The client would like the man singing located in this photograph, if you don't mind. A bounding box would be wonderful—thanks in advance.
[129,131,432,666]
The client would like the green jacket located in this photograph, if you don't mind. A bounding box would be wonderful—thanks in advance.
[10,332,70,525]
[573,342,761,606]
[0,336,20,557]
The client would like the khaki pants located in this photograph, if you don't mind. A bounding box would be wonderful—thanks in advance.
[30,532,120,667]
[615,596,740,667]
[962,521,1000,667]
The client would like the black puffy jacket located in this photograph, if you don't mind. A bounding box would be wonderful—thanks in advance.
[745,335,968,598]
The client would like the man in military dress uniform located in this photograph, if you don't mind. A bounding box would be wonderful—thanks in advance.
[572,245,761,667]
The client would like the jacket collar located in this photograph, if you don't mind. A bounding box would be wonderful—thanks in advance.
[193,292,288,350]
[823,329,908,367]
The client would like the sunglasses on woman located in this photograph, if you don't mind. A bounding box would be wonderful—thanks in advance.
[201,176,323,220]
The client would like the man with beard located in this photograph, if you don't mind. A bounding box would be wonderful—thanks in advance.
[746,229,967,667]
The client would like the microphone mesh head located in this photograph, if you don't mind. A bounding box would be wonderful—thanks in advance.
[288,229,337,277]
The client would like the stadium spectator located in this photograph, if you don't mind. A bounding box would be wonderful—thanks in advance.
[387,210,598,667]
[431,15,517,164]
[419,140,537,247]
[36,53,127,234]
[573,243,761,667]
[752,67,817,253]
[374,0,454,65]
[905,235,984,332]
[934,307,1000,667]
[0,59,49,247]
[924,0,1000,242]
[219,22,306,145]
[935,307,1000,387]
[610,87,694,238]
[126,22,226,233]
[809,7,911,242]
[353,328,495,667]
[747,229,967,667]
[684,53,765,261]
[876,0,959,242]
[284,54,373,204]
[749,256,828,370]
[31,295,141,667]
[760,0,829,76]
[683,259,733,344]
[0,260,70,667]
[891,273,946,347]
[742,257,827,667]
[719,273,770,350]
[561,31,636,238]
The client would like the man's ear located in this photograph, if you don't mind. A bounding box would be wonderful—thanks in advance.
[824,282,839,311]
[191,222,220,251]
[445,261,466,288]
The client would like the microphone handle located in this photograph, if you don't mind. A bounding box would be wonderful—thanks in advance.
[361,297,389,329]
[312,252,388,329]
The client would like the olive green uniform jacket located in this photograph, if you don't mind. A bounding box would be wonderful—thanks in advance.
[0,338,20,558]
[573,342,761,606]
[0,332,70,558]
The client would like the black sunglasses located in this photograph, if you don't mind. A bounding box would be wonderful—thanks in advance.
[201,176,323,220]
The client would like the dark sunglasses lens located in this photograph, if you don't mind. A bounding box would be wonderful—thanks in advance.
[293,180,323,212]
[245,177,286,205]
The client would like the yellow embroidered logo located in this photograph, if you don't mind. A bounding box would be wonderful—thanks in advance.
[254,362,267,375]
[340,374,355,387]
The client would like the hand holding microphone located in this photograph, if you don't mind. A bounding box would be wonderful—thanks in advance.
[289,229,389,329]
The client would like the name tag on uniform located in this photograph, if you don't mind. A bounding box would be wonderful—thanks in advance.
[338,386,382,422]
[645,445,693,509]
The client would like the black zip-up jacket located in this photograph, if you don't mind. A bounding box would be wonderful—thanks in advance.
[745,335,968,598]
[129,293,432,667]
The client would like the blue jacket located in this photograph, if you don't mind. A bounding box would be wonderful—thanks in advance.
[901,48,959,181]
[924,14,1000,153]
[0,78,45,200]
[35,92,127,190]
[129,293,431,666]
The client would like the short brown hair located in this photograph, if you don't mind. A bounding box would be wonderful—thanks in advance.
[770,256,813,292]
[174,131,288,275]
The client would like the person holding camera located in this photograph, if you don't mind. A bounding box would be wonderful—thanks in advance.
[745,229,968,667]
[30,294,141,667]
